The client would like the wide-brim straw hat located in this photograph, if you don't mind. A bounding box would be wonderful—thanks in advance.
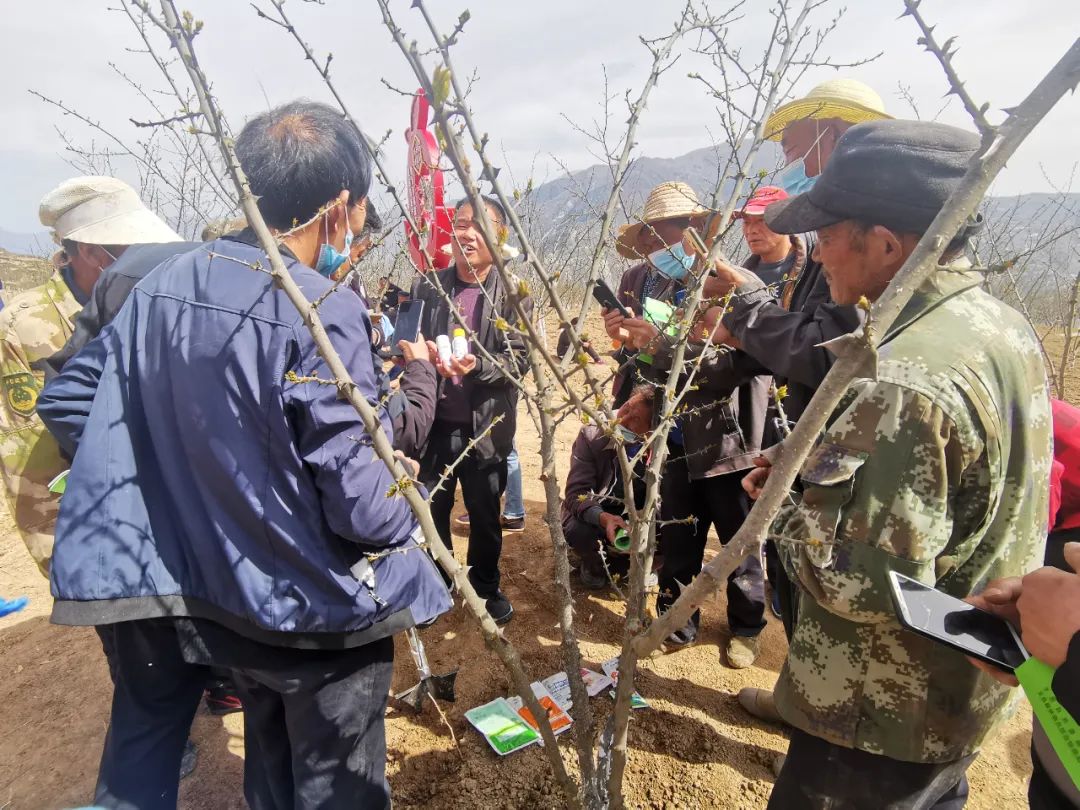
[40,176,181,246]
[615,181,708,259]
[764,78,891,141]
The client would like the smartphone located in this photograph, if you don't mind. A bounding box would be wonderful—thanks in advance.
[592,279,631,318]
[888,572,1028,673]
[389,300,424,357]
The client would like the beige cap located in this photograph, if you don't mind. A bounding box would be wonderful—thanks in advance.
[615,181,708,259]
[764,78,891,141]
[39,176,181,245]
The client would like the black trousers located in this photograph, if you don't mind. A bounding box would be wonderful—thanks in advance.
[229,636,395,810]
[564,516,629,576]
[94,620,210,810]
[769,728,975,810]
[657,458,766,636]
[421,422,508,596]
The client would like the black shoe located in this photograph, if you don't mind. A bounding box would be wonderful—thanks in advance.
[770,589,782,619]
[484,591,514,625]
[662,619,698,651]
[500,515,525,534]
[578,565,608,590]
[180,739,198,780]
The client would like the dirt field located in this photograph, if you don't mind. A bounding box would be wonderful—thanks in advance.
[0,253,1049,807]
[0,395,1036,810]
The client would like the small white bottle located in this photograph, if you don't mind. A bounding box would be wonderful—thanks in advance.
[451,328,469,360]
[435,334,453,365]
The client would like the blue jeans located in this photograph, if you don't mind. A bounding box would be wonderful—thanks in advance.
[502,444,525,519]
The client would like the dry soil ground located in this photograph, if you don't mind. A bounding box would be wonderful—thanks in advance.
[0,258,1043,808]
[0,401,1035,809]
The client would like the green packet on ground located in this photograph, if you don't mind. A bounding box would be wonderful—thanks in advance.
[465,697,540,756]
[1017,657,1080,789]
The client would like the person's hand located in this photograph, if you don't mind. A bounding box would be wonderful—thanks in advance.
[398,332,431,364]
[434,352,478,378]
[620,318,660,351]
[741,455,772,500]
[602,307,629,343]
[1016,543,1080,668]
[598,512,628,545]
[394,450,420,478]
[695,305,738,346]
[965,577,1023,686]
[702,258,750,298]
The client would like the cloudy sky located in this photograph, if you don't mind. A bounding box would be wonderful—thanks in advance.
[2,0,1076,234]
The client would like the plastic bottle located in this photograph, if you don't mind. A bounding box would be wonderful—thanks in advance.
[451,328,469,360]
[435,334,453,365]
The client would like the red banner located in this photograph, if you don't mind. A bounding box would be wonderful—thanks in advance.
[405,90,453,271]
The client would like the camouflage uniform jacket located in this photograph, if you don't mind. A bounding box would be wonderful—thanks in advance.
[772,260,1052,763]
[0,272,80,575]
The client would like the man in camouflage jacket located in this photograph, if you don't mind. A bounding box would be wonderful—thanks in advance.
[0,176,180,574]
[754,121,1052,808]
[0,268,81,573]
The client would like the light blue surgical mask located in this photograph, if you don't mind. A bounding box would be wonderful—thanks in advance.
[617,426,640,444]
[777,158,817,196]
[314,213,354,278]
[777,123,828,196]
[648,241,695,281]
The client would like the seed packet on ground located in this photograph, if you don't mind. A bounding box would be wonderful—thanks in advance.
[541,668,613,707]
[601,657,649,709]
[465,697,540,755]
[506,682,573,738]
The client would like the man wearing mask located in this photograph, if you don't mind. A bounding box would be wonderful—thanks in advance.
[38,100,450,809]
[604,181,772,664]
[1,177,181,576]
[697,78,891,720]
[412,195,531,626]
[603,181,704,407]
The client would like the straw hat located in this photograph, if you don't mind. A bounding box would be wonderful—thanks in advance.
[764,78,891,141]
[615,181,708,259]
[39,176,181,245]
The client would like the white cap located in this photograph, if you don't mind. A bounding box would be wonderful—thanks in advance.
[39,176,182,245]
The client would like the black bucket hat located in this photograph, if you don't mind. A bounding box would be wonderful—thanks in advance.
[764,120,980,235]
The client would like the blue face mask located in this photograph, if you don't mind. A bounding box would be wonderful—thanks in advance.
[617,426,640,444]
[777,123,828,196]
[314,214,354,278]
[777,158,817,196]
[648,241,695,281]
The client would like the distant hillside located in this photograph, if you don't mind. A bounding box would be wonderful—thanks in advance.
[525,144,1080,235]
[0,249,52,297]
[528,143,783,227]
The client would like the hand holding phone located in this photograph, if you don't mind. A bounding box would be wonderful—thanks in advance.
[390,300,424,357]
[889,572,1028,673]
[592,279,631,318]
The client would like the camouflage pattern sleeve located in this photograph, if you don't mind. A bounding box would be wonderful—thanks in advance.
[773,378,982,623]
[0,275,80,576]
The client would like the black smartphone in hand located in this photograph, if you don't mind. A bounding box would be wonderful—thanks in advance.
[592,279,631,318]
[889,572,1028,673]
[389,300,424,357]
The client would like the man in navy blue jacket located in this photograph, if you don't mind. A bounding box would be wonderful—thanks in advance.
[38,100,450,810]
